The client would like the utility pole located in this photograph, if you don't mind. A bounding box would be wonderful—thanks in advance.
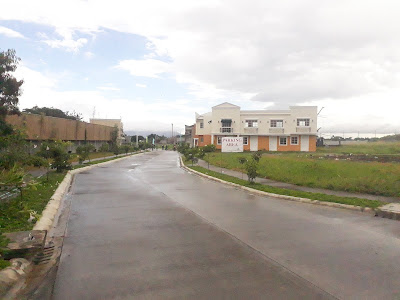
[171,123,174,144]
[136,134,138,148]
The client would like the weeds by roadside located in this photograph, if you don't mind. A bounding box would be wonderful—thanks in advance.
[204,152,400,197]
[189,166,384,209]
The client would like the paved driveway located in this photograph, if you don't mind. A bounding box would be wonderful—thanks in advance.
[52,151,400,299]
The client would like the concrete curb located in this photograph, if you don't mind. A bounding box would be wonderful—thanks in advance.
[0,152,141,299]
[375,203,400,220]
[179,157,375,214]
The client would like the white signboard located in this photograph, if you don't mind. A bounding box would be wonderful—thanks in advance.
[222,137,243,152]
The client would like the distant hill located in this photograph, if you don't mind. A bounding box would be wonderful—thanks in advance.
[380,134,400,141]
[124,130,184,137]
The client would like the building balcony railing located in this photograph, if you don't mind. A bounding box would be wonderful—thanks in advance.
[296,127,311,133]
[244,127,258,134]
[220,127,233,133]
[269,128,284,134]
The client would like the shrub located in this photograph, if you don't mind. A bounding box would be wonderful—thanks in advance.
[38,141,72,172]
[245,159,258,183]
[76,144,95,164]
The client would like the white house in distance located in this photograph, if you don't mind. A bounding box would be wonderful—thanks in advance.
[193,102,318,152]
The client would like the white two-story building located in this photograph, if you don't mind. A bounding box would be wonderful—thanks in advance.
[194,102,318,152]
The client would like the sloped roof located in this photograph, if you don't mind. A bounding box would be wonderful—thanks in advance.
[212,102,240,109]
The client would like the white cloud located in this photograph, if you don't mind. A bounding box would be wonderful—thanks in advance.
[0,26,25,38]
[97,86,120,91]
[84,51,94,59]
[40,27,87,53]
[14,65,197,132]
[116,59,172,78]
[135,83,147,88]
[2,0,400,132]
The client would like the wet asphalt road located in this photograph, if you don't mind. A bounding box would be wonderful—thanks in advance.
[52,151,400,300]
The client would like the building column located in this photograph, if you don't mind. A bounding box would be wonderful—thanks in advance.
[211,134,214,144]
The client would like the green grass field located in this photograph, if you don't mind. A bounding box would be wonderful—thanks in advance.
[317,141,400,155]
[69,151,115,162]
[205,151,400,197]
[0,171,66,269]
[189,166,384,209]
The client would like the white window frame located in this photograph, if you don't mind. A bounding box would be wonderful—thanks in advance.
[291,136,299,145]
[297,118,310,127]
[217,136,222,145]
[279,137,287,146]
[245,119,258,128]
[200,122,204,129]
[271,119,284,128]
[243,136,248,145]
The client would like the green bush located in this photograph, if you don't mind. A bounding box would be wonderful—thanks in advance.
[38,141,72,172]
[245,159,258,182]
[27,155,49,167]
[76,144,95,164]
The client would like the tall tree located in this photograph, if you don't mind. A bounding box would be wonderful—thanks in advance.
[0,49,24,119]
[23,106,82,120]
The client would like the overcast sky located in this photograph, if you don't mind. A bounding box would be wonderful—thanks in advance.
[1,0,400,136]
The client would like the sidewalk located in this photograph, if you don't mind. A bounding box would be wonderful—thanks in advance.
[196,159,400,204]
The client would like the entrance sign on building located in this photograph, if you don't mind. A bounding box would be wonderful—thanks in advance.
[222,137,243,152]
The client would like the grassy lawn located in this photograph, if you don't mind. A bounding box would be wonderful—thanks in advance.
[72,153,133,169]
[317,141,400,155]
[189,166,384,209]
[205,152,400,197]
[69,151,115,163]
[0,171,66,269]
[0,172,66,233]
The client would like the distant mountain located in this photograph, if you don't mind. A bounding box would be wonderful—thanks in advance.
[380,134,400,141]
[124,130,184,137]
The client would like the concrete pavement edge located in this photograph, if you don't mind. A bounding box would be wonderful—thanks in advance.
[179,157,376,214]
[0,152,142,299]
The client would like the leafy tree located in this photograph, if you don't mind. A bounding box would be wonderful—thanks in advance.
[238,156,247,180]
[252,152,262,162]
[0,49,23,136]
[23,106,82,121]
[76,144,95,164]
[0,49,23,119]
[0,128,28,169]
[99,143,110,152]
[245,159,258,183]
[38,141,72,172]
[122,144,131,154]
[111,125,119,148]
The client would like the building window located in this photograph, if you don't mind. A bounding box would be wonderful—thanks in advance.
[221,119,232,127]
[243,136,248,145]
[200,137,204,143]
[217,136,222,145]
[279,137,287,146]
[271,120,283,128]
[245,120,258,128]
[297,118,310,126]
[200,122,204,128]
[291,136,298,145]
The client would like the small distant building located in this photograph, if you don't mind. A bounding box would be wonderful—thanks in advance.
[184,124,195,147]
[194,102,317,152]
[90,119,124,145]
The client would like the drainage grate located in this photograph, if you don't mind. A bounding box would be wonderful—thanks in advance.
[33,245,55,265]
